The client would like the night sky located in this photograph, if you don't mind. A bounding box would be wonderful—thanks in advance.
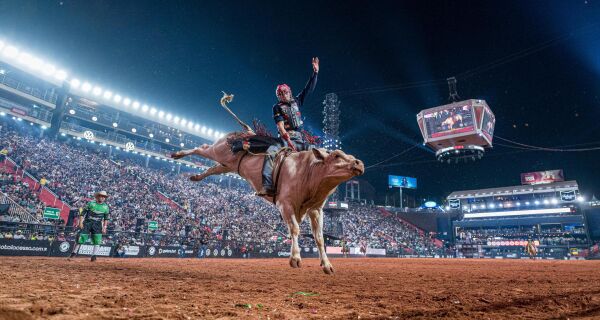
[1,1,599,201]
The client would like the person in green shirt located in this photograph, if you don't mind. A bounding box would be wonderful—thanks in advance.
[68,191,110,262]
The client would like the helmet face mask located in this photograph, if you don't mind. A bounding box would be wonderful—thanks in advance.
[276,84,292,102]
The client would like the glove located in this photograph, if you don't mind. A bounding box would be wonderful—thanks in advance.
[280,132,297,151]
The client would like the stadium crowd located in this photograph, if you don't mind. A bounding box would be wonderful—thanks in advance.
[0,122,443,256]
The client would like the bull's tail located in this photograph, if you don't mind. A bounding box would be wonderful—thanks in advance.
[220,92,255,133]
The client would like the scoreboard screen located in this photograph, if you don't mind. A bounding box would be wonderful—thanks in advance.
[388,175,417,189]
[423,104,475,139]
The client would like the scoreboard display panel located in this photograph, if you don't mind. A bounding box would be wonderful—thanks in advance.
[423,103,475,139]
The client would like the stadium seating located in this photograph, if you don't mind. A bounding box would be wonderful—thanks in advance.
[0,121,444,255]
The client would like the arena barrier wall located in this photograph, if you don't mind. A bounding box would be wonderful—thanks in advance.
[0,239,52,256]
[0,239,325,259]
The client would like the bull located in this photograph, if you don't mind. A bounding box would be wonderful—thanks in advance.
[172,134,364,274]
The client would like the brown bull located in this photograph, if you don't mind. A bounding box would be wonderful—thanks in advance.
[172,134,364,274]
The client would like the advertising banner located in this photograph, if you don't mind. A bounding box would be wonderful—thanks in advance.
[77,244,113,256]
[0,239,50,256]
[145,246,195,258]
[43,207,61,220]
[388,175,417,189]
[123,245,142,257]
[449,199,461,209]
[366,248,386,256]
[560,190,576,202]
[205,247,234,258]
[520,170,564,185]
[148,221,158,231]
[51,241,74,257]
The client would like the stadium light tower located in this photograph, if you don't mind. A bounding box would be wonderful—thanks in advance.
[322,93,341,150]
[322,92,341,201]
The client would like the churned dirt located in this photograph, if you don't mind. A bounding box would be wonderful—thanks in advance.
[0,257,599,319]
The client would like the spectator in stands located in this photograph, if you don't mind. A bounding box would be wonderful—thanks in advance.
[13,230,25,239]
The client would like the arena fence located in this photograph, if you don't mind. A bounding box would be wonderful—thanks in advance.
[0,222,446,259]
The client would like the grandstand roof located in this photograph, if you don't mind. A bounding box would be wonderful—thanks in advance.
[447,180,579,200]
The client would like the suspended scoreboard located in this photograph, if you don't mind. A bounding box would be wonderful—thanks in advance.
[417,99,495,163]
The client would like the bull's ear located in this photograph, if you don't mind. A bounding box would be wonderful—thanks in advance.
[312,148,328,161]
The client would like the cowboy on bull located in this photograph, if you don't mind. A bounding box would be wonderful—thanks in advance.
[258,57,320,196]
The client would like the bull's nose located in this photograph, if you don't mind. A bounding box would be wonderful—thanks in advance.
[353,160,365,175]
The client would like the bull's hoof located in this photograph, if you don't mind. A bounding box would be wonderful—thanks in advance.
[322,262,334,275]
[289,256,302,268]
[190,174,204,182]
[171,152,184,160]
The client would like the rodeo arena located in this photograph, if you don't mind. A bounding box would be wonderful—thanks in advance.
[2,5,600,320]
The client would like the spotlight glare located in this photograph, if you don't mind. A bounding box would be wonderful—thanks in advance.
[81,82,92,92]
[132,101,140,109]
[18,52,33,65]
[70,78,81,89]
[103,91,113,99]
[92,116,98,121]
[165,113,173,121]
[150,107,157,115]
[123,98,131,106]
[113,94,122,103]
[158,111,165,118]
[201,126,207,133]
[55,69,67,80]
[173,116,180,124]
[207,128,213,135]
[92,86,102,96]
[30,57,44,70]
[112,122,118,128]
[69,109,76,115]
[165,138,170,143]
[141,104,149,112]
[131,128,137,133]
[3,46,19,58]
[180,143,185,147]
[149,133,154,138]
[194,124,200,131]
[43,64,56,76]
[180,119,187,126]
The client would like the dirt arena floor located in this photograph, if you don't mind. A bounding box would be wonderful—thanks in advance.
[0,258,599,320]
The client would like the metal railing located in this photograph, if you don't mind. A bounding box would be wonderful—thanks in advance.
[0,192,42,223]
[0,73,58,104]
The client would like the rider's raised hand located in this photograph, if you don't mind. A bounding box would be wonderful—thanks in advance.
[312,57,319,73]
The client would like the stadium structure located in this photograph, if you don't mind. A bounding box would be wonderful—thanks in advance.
[446,179,592,259]
[0,40,245,221]
[0,40,226,160]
